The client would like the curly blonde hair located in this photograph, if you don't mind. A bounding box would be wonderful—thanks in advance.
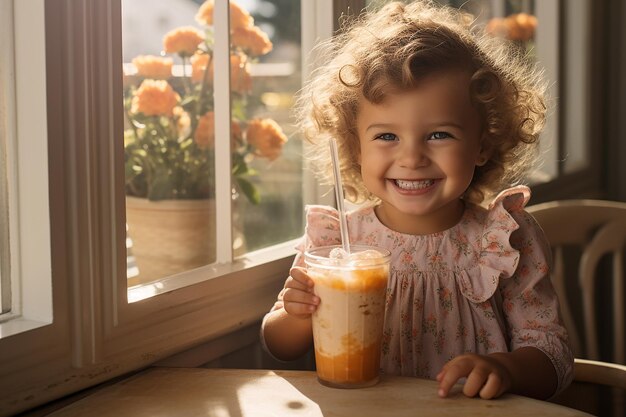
[295,0,547,205]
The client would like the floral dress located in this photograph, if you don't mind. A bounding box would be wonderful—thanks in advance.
[263,186,573,395]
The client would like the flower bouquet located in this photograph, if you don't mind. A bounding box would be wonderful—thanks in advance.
[123,0,288,204]
[124,0,288,283]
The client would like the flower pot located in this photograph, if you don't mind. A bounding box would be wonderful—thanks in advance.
[126,197,216,286]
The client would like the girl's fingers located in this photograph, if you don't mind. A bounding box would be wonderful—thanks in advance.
[439,355,510,399]
[289,267,315,290]
[463,368,489,398]
[284,275,310,292]
[478,372,504,399]
[282,288,319,317]
[283,288,319,306]
[438,359,472,397]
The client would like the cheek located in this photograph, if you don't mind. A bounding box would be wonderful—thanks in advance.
[443,149,479,178]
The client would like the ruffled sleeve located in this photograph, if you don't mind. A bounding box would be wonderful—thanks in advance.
[292,205,342,267]
[459,186,528,303]
[488,186,574,396]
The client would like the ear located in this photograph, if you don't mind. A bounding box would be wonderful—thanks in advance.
[475,145,490,167]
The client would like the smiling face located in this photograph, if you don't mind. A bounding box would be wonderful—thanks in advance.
[356,69,486,234]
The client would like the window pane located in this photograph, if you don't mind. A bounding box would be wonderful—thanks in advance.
[234,0,303,252]
[122,0,217,286]
[561,0,590,174]
[365,0,560,185]
[123,0,303,287]
[0,0,13,316]
[0,112,10,315]
[0,0,52,327]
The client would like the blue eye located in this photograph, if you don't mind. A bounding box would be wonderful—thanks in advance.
[429,131,452,140]
[375,133,397,141]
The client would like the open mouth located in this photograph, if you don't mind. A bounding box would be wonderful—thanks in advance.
[393,179,436,190]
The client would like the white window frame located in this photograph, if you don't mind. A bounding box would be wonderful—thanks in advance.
[534,0,560,182]
[126,0,336,302]
[0,0,53,337]
[0,1,333,415]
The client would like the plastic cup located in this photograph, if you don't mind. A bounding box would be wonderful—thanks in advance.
[305,245,391,389]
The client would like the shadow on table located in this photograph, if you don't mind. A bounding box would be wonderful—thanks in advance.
[278,373,469,417]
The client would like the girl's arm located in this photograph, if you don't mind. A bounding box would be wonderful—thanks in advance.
[436,346,557,399]
[489,347,557,398]
[261,267,319,361]
[439,208,573,400]
[262,307,314,361]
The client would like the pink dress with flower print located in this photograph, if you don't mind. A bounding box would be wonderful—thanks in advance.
[285,186,574,395]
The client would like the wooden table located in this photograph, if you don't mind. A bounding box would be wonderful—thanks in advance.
[47,368,591,416]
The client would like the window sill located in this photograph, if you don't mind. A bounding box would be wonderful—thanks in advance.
[0,315,51,339]
[127,239,299,303]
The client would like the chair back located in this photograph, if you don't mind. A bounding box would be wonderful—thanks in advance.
[527,199,626,364]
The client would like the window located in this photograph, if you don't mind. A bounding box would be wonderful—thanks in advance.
[122,0,305,294]
[0,0,53,337]
[0,1,331,415]
[0,1,10,317]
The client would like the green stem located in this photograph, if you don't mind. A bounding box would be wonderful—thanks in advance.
[191,53,214,135]
[181,55,191,95]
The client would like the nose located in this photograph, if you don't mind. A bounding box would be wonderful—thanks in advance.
[397,139,429,169]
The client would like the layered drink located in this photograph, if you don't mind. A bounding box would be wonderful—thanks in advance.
[305,245,390,389]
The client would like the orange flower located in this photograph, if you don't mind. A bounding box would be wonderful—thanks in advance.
[191,53,211,83]
[131,79,180,116]
[173,107,191,139]
[194,112,215,149]
[195,0,253,31]
[231,25,273,56]
[511,13,537,41]
[486,13,537,41]
[246,118,288,161]
[485,17,508,38]
[132,55,173,79]
[190,53,252,94]
[194,112,243,150]
[163,26,204,56]
[229,53,252,94]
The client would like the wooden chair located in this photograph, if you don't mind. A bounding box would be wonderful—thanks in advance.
[526,199,626,364]
[573,359,626,390]
[527,199,626,416]
[550,359,626,416]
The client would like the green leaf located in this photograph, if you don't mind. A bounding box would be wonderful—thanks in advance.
[232,160,249,176]
[181,96,198,113]
[236,177,260,205]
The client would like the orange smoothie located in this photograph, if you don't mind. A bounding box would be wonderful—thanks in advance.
[305,246,390,388]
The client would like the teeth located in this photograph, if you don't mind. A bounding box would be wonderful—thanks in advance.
[394,179,434,190]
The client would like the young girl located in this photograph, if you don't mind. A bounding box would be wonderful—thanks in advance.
[261,0,573,400]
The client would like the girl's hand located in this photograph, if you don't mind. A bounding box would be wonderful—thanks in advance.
[279,267,319,318]
[436,353,512,399]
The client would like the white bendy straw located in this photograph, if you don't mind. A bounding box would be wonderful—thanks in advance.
[329,138,351,255]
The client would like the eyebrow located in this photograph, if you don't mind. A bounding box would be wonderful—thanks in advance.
[365,121,465,132]
[365,123,396,132]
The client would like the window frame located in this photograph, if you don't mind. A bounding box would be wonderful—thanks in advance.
[0,0,54,335]
[0,0,14,317]
[531,0,603,204]
[0,0,328,414]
